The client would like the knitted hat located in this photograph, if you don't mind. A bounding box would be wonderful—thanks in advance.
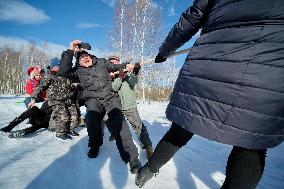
[49,58,60,68]
[27,67,35,76]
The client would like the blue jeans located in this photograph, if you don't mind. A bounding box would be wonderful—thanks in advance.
[24,97,32,108]
[24,97,43,109]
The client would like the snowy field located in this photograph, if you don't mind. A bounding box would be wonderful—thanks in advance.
[0,95,283,189]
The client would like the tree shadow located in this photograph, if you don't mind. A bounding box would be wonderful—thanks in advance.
[26,132,129,189]
[142,119,231,189]
[0,95,25,100]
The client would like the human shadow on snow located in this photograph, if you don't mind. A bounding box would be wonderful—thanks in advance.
[26,131,129,189]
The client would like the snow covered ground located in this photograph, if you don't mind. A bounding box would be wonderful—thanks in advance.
[0,95,283,189]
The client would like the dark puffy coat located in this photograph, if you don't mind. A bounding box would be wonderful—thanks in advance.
[59,49,125,101]
[162,0,284,149]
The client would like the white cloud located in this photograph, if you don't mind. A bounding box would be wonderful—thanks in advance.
[76,22,101,29]
[0,35,111,59]
[168,3,176,16]
[0,0,49,24]
[0,35,66,57]
[102,0,117,8]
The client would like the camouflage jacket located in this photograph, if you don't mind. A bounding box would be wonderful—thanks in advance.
[31,72,76,105]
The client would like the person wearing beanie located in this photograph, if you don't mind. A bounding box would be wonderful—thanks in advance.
[28,58,80,140]
[59,40,142,174]
[106,57,153,159]
[24,66,46,108]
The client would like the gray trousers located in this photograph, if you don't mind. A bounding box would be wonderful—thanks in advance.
[122,108,152,148]
[105,107,152,148]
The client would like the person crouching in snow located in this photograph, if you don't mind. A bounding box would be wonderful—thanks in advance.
[0,101,52,138]
[24,66,46,108]
[28,58,79,140]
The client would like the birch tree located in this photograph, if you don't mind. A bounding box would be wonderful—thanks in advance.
[110,0,161,101]
[0,47,24,94]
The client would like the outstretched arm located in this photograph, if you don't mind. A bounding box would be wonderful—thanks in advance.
[29,76,51,108]
[105,59,125,72]
[159,0,209,58]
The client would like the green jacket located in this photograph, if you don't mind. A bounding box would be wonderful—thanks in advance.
[112,73,138,110]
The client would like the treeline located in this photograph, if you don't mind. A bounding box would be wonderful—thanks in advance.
[0,43,50,94]
[0,45,179,101]
[110,0,180,101]
[0,0,181,101]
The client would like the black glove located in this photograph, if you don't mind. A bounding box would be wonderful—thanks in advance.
[155,53,167,63]
[133,62,141,75]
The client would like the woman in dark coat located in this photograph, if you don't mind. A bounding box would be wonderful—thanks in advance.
[136,0,284,188]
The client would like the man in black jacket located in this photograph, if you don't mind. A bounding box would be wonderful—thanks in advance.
[59,40,141,174]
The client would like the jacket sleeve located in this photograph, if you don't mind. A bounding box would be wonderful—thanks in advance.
[159,0,209,58]
[127,73,138,88]
[31,76,51,100]
[25,80,33,96]
[105,59,126,72]
[59,49,78,79]
[112,78,123,92]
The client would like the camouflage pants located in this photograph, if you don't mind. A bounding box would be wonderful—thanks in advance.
[49,100,78,134]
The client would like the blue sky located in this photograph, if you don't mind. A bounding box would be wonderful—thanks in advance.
[0,0,196,67]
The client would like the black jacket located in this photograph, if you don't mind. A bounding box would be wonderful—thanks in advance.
[163,0,284,149]
[59,49,125,100]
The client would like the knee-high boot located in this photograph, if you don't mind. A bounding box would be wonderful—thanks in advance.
[135,140,180,188]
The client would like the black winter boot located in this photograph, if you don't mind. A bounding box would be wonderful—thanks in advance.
[148,140,180,173]
[108,132,116,141]
[69,129,79,136]
[87,147,100,158]
[129,159,142,174]
[221,147,266,189]
[8,130,26,138]
[135,163,155,188]
[56,133,72,140]
[48,127,56,132]
[1,117,22,132]
[136,140,180,187]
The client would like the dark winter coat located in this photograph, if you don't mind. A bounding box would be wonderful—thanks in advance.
[59,49,126,101]
[162,0,284,149]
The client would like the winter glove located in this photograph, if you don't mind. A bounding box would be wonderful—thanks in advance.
[133,62,141,75]
[155,53,167,63]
